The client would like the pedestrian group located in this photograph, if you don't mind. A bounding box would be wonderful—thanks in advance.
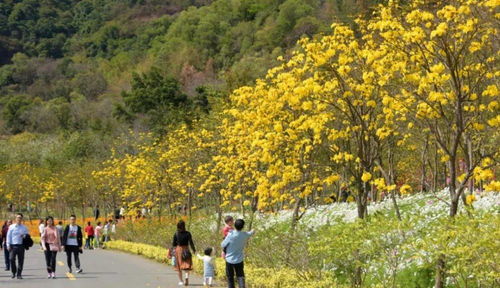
[1,212,254,288]
[168,215,254,287]
[0,213,116,280]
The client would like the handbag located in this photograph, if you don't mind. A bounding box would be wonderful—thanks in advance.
[167,247,175,259]
[181,249,192,261]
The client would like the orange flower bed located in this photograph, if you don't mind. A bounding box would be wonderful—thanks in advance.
[20,217,106,236]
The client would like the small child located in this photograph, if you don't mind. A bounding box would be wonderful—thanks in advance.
[197,247,215,287]
[222,216,234,238]
[221,216,234,258]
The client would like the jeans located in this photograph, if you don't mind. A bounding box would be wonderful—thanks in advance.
[10,245,25,276]
[85,236,94,249]
[44,243,58,273]
[226,261,245,288]
[4,246,10,270]
[65,245,80,270]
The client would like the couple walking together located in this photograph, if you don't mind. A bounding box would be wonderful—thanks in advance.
[5,213,83,279]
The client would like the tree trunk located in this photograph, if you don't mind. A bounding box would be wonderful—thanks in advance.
[248,195,259,231]
[82,204,86,222]
[435,255,446,288]
[285,198,302,263]
[448,157,459,217]
[433,143,439,192]
[215,206,222,256]
[420,136,429,192]
[187,188,192,220]
[461,135,474,207]
[158,196,163,224]
[356,181,368,219]
[354,250,363,287]
[390,190,401,221]
[388,142,401,220]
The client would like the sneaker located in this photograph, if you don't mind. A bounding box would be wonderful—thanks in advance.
[178,281,184,286]
[76,268,83,273]
[52,273,56,279]
[68,268,72,273]
[184,278,189,286]
[11,274,15,279]
[17,275,23,279]
[48,274,52,279]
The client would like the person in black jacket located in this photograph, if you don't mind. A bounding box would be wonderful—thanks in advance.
[172,220,196,286]
[62,215,83,274]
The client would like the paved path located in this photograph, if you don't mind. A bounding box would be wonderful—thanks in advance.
[0,247,210,288]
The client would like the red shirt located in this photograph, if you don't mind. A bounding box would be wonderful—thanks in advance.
[222,225,233,238]
[84,225,94,236]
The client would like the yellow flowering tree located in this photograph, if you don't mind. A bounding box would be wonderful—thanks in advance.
[368,0,499,217]
[219,19,413,221]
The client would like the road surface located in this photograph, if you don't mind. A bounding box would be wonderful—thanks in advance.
[0,246,209,288]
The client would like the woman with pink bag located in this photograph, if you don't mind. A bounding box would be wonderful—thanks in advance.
[41,216,62,279]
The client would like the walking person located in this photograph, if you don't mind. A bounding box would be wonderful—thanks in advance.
[6,213,30,279]
[172,220,196,286]
[102,219,111,247]
[94,205,100,221]
[38,218,45,249]
[197,247,215,287]
[94,222,102,249]
[41,216,62,279]
[84,222,94,250]
[221,219,255,288]
[110,219,116,235]
[62,215,83,274]
[119,206,125,221]
[102,220,108,244]
[2,220,12,271]
[56,221,64,244]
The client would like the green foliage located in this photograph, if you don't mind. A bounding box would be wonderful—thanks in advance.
[2,94,33,134]
[396,265,434,288]
[72,70,107,100]
[119,67,209,133]
[63,131,105,159]
[414,215,500,287]
[1,0,77,59]
[123,67,188,114]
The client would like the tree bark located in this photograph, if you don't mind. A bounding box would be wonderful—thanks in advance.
[448,157,459,217]
[286,198,303,263]
[248,195,259,231]
[435,255,446,288]
[420,136,429,192]
[356,180,368,219]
